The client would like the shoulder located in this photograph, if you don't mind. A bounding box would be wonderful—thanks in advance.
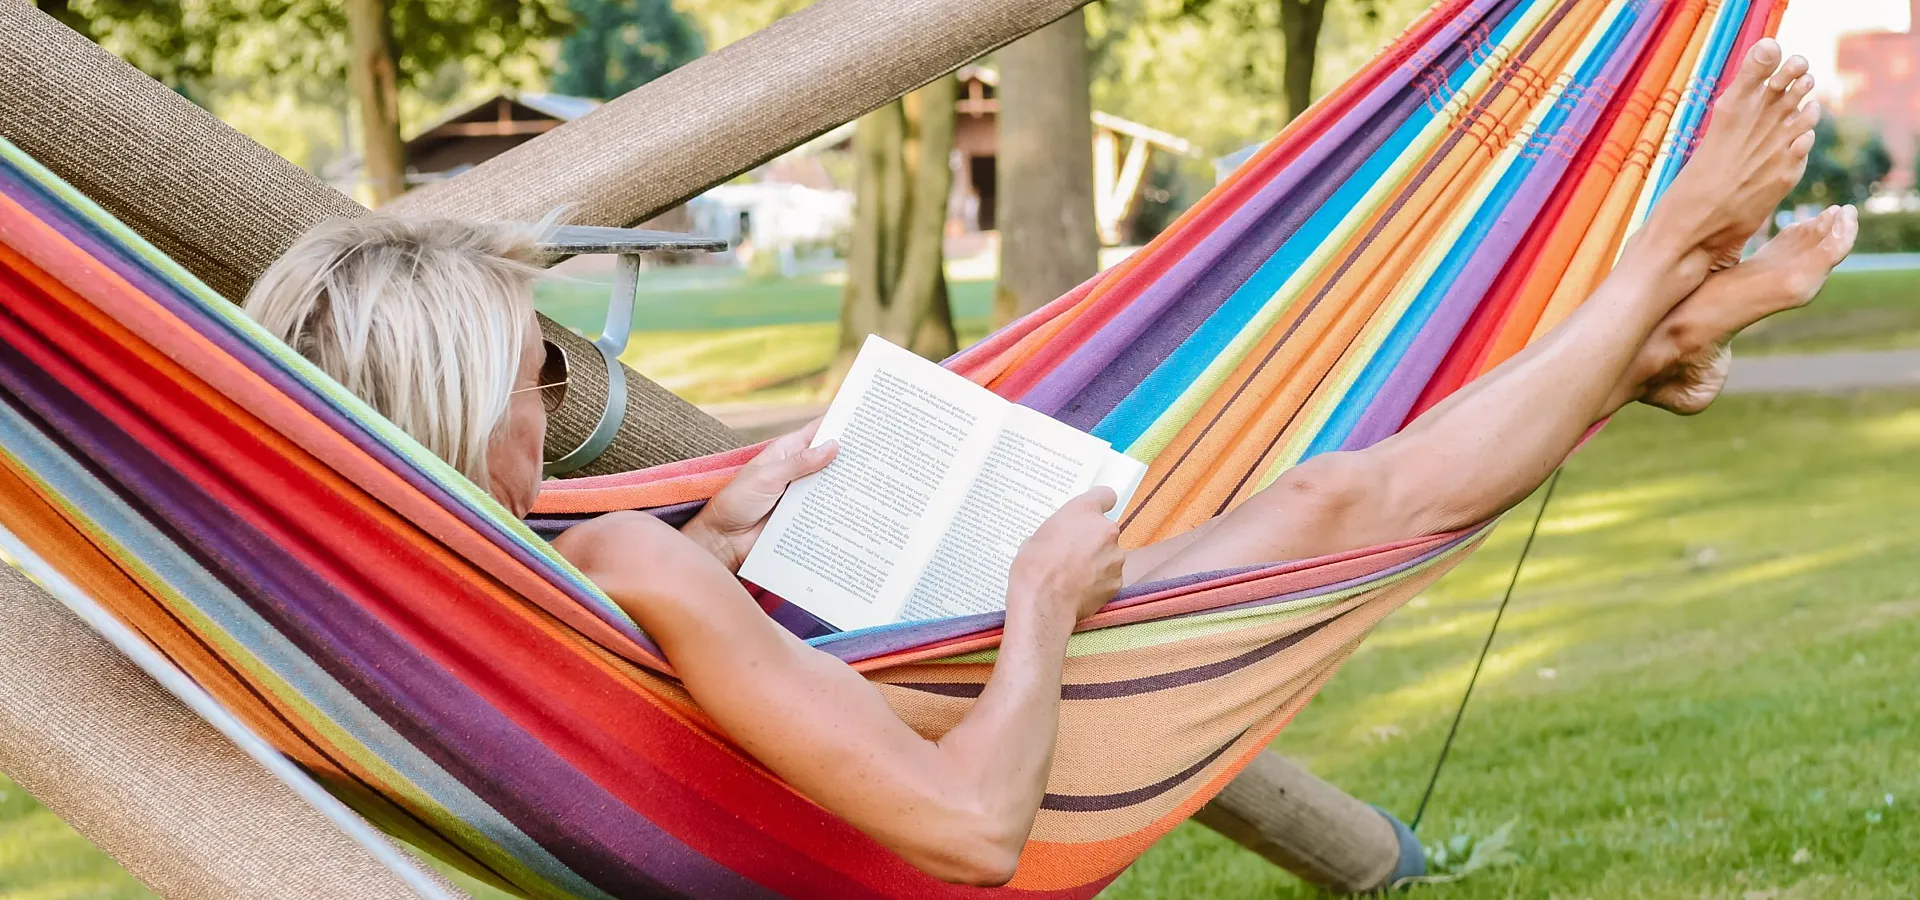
[551,510,686,575]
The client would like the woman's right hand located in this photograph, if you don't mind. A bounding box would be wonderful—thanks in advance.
[1007,488,1125,625]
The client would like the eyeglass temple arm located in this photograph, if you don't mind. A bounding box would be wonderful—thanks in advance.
[543,253,639,477]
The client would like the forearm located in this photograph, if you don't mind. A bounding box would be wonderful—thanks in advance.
[925,587,1075,837]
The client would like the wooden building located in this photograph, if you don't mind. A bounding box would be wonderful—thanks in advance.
[950,66,1194,245]
[401,80,1194,246]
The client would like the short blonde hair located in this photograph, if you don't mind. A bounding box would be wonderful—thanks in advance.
[244,216,547,490]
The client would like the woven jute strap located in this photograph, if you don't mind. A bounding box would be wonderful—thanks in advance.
[0,0,741,474]
[0,564,464,899]
[390,0,1090,226]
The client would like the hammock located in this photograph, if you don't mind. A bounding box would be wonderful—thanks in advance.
[0,0,1782,895]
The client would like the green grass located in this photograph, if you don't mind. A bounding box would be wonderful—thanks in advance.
[536,269,997,334]
[1103,390,1920,899]
[536,272,997,405]
[0,773,151,899]
[1741,269,1920,356]
[5,391,1915,897]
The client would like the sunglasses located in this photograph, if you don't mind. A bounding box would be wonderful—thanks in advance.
[510,339,571,413]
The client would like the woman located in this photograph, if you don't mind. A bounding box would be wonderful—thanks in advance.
[248,41,1850,885]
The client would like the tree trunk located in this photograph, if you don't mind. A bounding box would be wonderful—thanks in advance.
[830,75,958,390]
[992,9,1099,324]
[345,0,407,205]
[1279,0,1330,120]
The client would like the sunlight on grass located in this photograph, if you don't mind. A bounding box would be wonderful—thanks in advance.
[1742,269,1920,356]
[1104,391,1920,899]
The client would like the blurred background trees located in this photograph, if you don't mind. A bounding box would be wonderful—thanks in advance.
[553,0,704,100]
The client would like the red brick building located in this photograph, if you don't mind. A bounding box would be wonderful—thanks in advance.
[1836,1,1920,189]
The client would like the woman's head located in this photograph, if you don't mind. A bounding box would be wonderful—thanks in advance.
[244,215,555,516]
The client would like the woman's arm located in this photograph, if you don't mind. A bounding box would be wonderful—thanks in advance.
[554,491,1122,886]
[679,423,835,572]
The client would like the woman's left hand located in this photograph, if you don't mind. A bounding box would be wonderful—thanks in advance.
[684,419,837,572]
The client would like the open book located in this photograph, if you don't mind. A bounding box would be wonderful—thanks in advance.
[738,335,1149,633]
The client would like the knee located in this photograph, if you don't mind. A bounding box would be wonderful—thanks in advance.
[1256,452,1373,528]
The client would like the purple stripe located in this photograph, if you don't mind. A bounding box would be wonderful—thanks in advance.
[0,168,660,658]
[1041,732,1242,813]
[813,530,1473,665]
[1022,0,1520,427]
[1339,2,1669,449]
[0,320,778,898]
[894,616,1332,700]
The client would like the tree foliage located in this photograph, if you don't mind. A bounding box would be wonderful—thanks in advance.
[553,0,703,100]
[36,0,568,95]
[1086,0,1425,157]
[671,0,812,50]
[1782,115,1893,210]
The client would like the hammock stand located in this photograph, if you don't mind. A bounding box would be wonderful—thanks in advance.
[0,0,1415,895]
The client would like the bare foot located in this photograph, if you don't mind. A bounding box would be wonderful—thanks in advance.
[1640,205,1860,414]
[1653,39,1823,271]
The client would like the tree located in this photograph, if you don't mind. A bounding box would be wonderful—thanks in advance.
[1277,0,1330,119]
[38,0,568,203]
[832,76,960,386]
[553,0,704,100]
[1174,0,1377,121]
[346,0,406,204]
[994,10,1101,323]
[1781,115,1892,211]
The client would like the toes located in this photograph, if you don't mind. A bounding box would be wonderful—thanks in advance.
[1789,129,1816,158]
[1726,38,1784,103]
[1786,73,1816,107]
[1826,206,1860,258]
[1787,98,1822,133]
[1767,54,1810,92]
[1744,38,1784,81]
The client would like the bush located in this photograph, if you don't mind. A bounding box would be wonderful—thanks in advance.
[1852,211,1920,254]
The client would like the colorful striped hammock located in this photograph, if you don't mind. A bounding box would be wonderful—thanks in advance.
[0,0,1782,896]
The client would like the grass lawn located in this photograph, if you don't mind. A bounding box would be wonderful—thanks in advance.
[1105,390,1920,899]
[536,271,998,405]
[0,774,150,899]
[1741,269,1920,356]
[4,390,1915,897]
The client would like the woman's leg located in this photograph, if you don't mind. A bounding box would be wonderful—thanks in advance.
[1124,40,1833,585]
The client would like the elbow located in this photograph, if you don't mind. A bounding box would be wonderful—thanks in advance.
[893,803,1028,886]
[904,833,1022,887]
[1262,452,1380,548]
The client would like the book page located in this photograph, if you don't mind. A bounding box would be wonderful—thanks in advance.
[896,405,1113,621]
[738,336,1008,631]
[1092,449,1150,522]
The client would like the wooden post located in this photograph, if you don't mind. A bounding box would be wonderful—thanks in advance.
[1192,750,1425,893]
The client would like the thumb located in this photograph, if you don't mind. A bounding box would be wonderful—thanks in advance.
[1082,486,1118,514]
[779,439,838,480]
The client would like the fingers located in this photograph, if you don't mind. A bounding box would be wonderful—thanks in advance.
[1083,486,1118,514]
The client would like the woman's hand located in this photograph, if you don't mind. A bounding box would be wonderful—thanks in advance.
[1006,488,1125,629]
[683,420,837,572]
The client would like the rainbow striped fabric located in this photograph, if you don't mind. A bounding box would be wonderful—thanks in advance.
[0,0,1782,896]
